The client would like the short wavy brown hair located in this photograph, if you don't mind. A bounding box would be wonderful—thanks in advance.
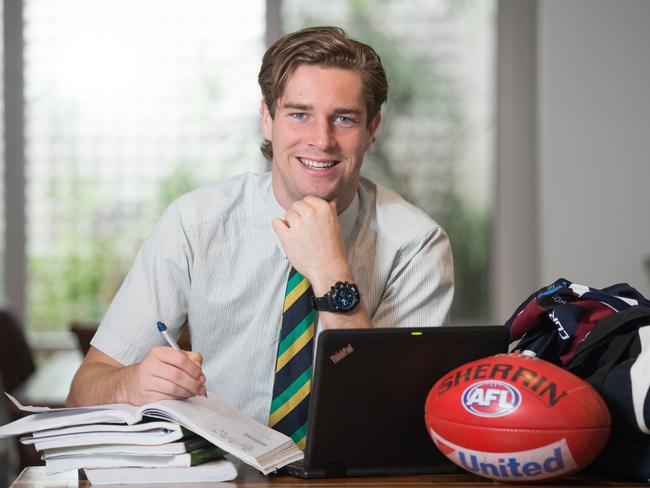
[258,26,388,160]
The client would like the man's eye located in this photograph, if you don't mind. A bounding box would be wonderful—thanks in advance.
[335,116,355,125]
[290,113,307,120]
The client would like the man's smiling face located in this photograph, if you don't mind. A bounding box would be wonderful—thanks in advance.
[263,64,381,212]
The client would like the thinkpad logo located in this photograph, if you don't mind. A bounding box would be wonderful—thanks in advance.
[330,344,354,364]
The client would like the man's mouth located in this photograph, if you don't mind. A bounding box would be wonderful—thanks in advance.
[298,157,339,170]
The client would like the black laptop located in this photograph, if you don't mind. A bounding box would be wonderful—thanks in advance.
[282,326,509,478]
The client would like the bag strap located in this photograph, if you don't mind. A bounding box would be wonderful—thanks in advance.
[566,306,650,370]
[581,329,638,390]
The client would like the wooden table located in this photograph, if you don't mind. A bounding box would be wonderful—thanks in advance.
[11,461,647,487]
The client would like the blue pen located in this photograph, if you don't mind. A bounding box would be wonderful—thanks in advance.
[157,321,180,350]
[157,321,207,397]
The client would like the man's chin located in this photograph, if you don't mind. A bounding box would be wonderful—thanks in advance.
[295,184,339,203]
[300,192,337,203]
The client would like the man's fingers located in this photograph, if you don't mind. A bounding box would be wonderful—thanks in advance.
[140,374,201,402]
[125,347,207,405]
[302,195,324,205]
[151,347,203,380]
[186,351,203,367]
[272,217,289,237]
[303,195,333,211]
[141,358,204,397]
[152,367,202,397]
[284,208,302,226]
[145,347,205,396]
[275,198,334,234]
[292,200,315,218]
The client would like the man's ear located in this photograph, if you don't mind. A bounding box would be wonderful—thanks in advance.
[364,112,381,150]
[261,99,273,141]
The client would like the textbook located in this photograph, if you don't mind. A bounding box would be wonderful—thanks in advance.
[83,459,238,485]
[42,436,210,457]
[20,420,190,450]
[44,445,225,474]
[1,393,303,475]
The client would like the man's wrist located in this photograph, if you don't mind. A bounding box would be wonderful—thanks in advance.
[309,265,355,296]
[115,363,137,404]
[312,281,361,313]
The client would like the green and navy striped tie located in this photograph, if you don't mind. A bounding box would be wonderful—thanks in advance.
[269,267,315,450]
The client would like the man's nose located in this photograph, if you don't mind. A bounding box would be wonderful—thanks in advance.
[307,118,335,150]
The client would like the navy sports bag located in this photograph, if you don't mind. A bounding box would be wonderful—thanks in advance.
[506,279,650,481]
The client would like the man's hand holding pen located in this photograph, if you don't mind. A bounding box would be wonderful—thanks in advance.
[65,321,207,407]
[123,345,207,405]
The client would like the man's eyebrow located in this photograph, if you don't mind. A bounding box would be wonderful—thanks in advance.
[332,107,362,116]
[281,103,363,116]
[282,103,312,111]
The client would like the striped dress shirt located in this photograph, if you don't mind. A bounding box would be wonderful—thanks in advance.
[92,172,454,423]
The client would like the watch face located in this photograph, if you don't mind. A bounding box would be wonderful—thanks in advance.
[333,284,359,312]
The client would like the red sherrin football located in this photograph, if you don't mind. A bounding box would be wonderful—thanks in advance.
[424,353,611,482]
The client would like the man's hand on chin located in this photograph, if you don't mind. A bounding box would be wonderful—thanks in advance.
[271,196,351,294]
[272,195,371,329]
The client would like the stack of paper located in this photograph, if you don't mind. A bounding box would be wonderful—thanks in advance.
[20,421,225,474]
[1,392,303,484]
[7,405,234,484]
[83,460,238,485]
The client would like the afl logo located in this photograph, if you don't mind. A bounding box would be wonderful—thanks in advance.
[462,380,521,417]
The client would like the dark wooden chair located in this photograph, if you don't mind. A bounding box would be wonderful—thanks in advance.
[0,308,42,471]
[0,309,35,393]
[69,322,97,356]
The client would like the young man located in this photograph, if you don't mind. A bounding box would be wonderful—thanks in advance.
[66,27,454,428]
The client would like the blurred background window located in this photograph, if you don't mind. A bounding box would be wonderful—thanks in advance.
[4,0,495,340]
[24,0,266,334]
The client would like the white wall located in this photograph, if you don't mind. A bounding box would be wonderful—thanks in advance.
[493,0,539,321]
[538,0,650,295]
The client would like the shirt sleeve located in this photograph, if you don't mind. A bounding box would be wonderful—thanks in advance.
[91,201,194,365]
[370,225,454,328]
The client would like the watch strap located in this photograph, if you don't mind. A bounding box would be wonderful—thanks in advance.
[312,295,331,311]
